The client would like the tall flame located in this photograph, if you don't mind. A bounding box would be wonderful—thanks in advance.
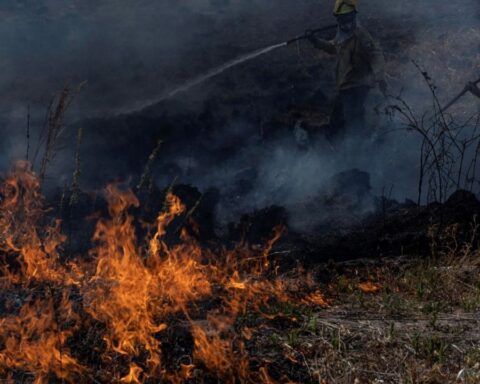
[0,162,328,382]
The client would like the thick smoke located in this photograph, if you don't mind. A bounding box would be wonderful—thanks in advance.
[0,0,331,165]
[1,0,479,231]
[160,112,424,231]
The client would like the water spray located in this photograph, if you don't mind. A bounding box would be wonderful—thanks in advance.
[132,24,338,111]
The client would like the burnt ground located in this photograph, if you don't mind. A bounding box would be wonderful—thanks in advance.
[55,177,480,266]
[297,190,480,263]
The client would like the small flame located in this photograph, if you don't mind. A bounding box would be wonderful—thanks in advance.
[120,363,143,383]
[358,281,382,293]
[302,290,329,307]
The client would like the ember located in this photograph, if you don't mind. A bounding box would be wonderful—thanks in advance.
[358,281,382,294]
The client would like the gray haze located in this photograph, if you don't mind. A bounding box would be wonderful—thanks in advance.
[0,0,479,230]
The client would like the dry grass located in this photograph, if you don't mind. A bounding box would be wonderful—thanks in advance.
[248,244,480,383]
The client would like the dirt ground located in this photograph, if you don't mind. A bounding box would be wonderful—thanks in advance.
[249,251,480,383]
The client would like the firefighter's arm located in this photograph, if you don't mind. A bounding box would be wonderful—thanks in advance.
[305,30,336,55]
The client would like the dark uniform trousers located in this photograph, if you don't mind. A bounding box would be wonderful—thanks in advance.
[331,85,371,137]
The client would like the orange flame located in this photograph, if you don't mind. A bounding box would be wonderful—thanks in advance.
[0,162,328,383]
[0,295,85,383]
[358,281,382,293]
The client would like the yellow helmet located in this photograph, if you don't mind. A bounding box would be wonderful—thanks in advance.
[333,0,357,15]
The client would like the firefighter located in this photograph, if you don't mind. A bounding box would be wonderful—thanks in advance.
[306,0,386,137]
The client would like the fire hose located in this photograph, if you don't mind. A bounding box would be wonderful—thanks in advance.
[286,24,337,45]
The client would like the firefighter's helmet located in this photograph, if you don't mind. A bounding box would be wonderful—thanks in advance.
[333,0,358,15]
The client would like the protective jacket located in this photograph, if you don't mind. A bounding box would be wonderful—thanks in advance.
[310,25,385,91]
